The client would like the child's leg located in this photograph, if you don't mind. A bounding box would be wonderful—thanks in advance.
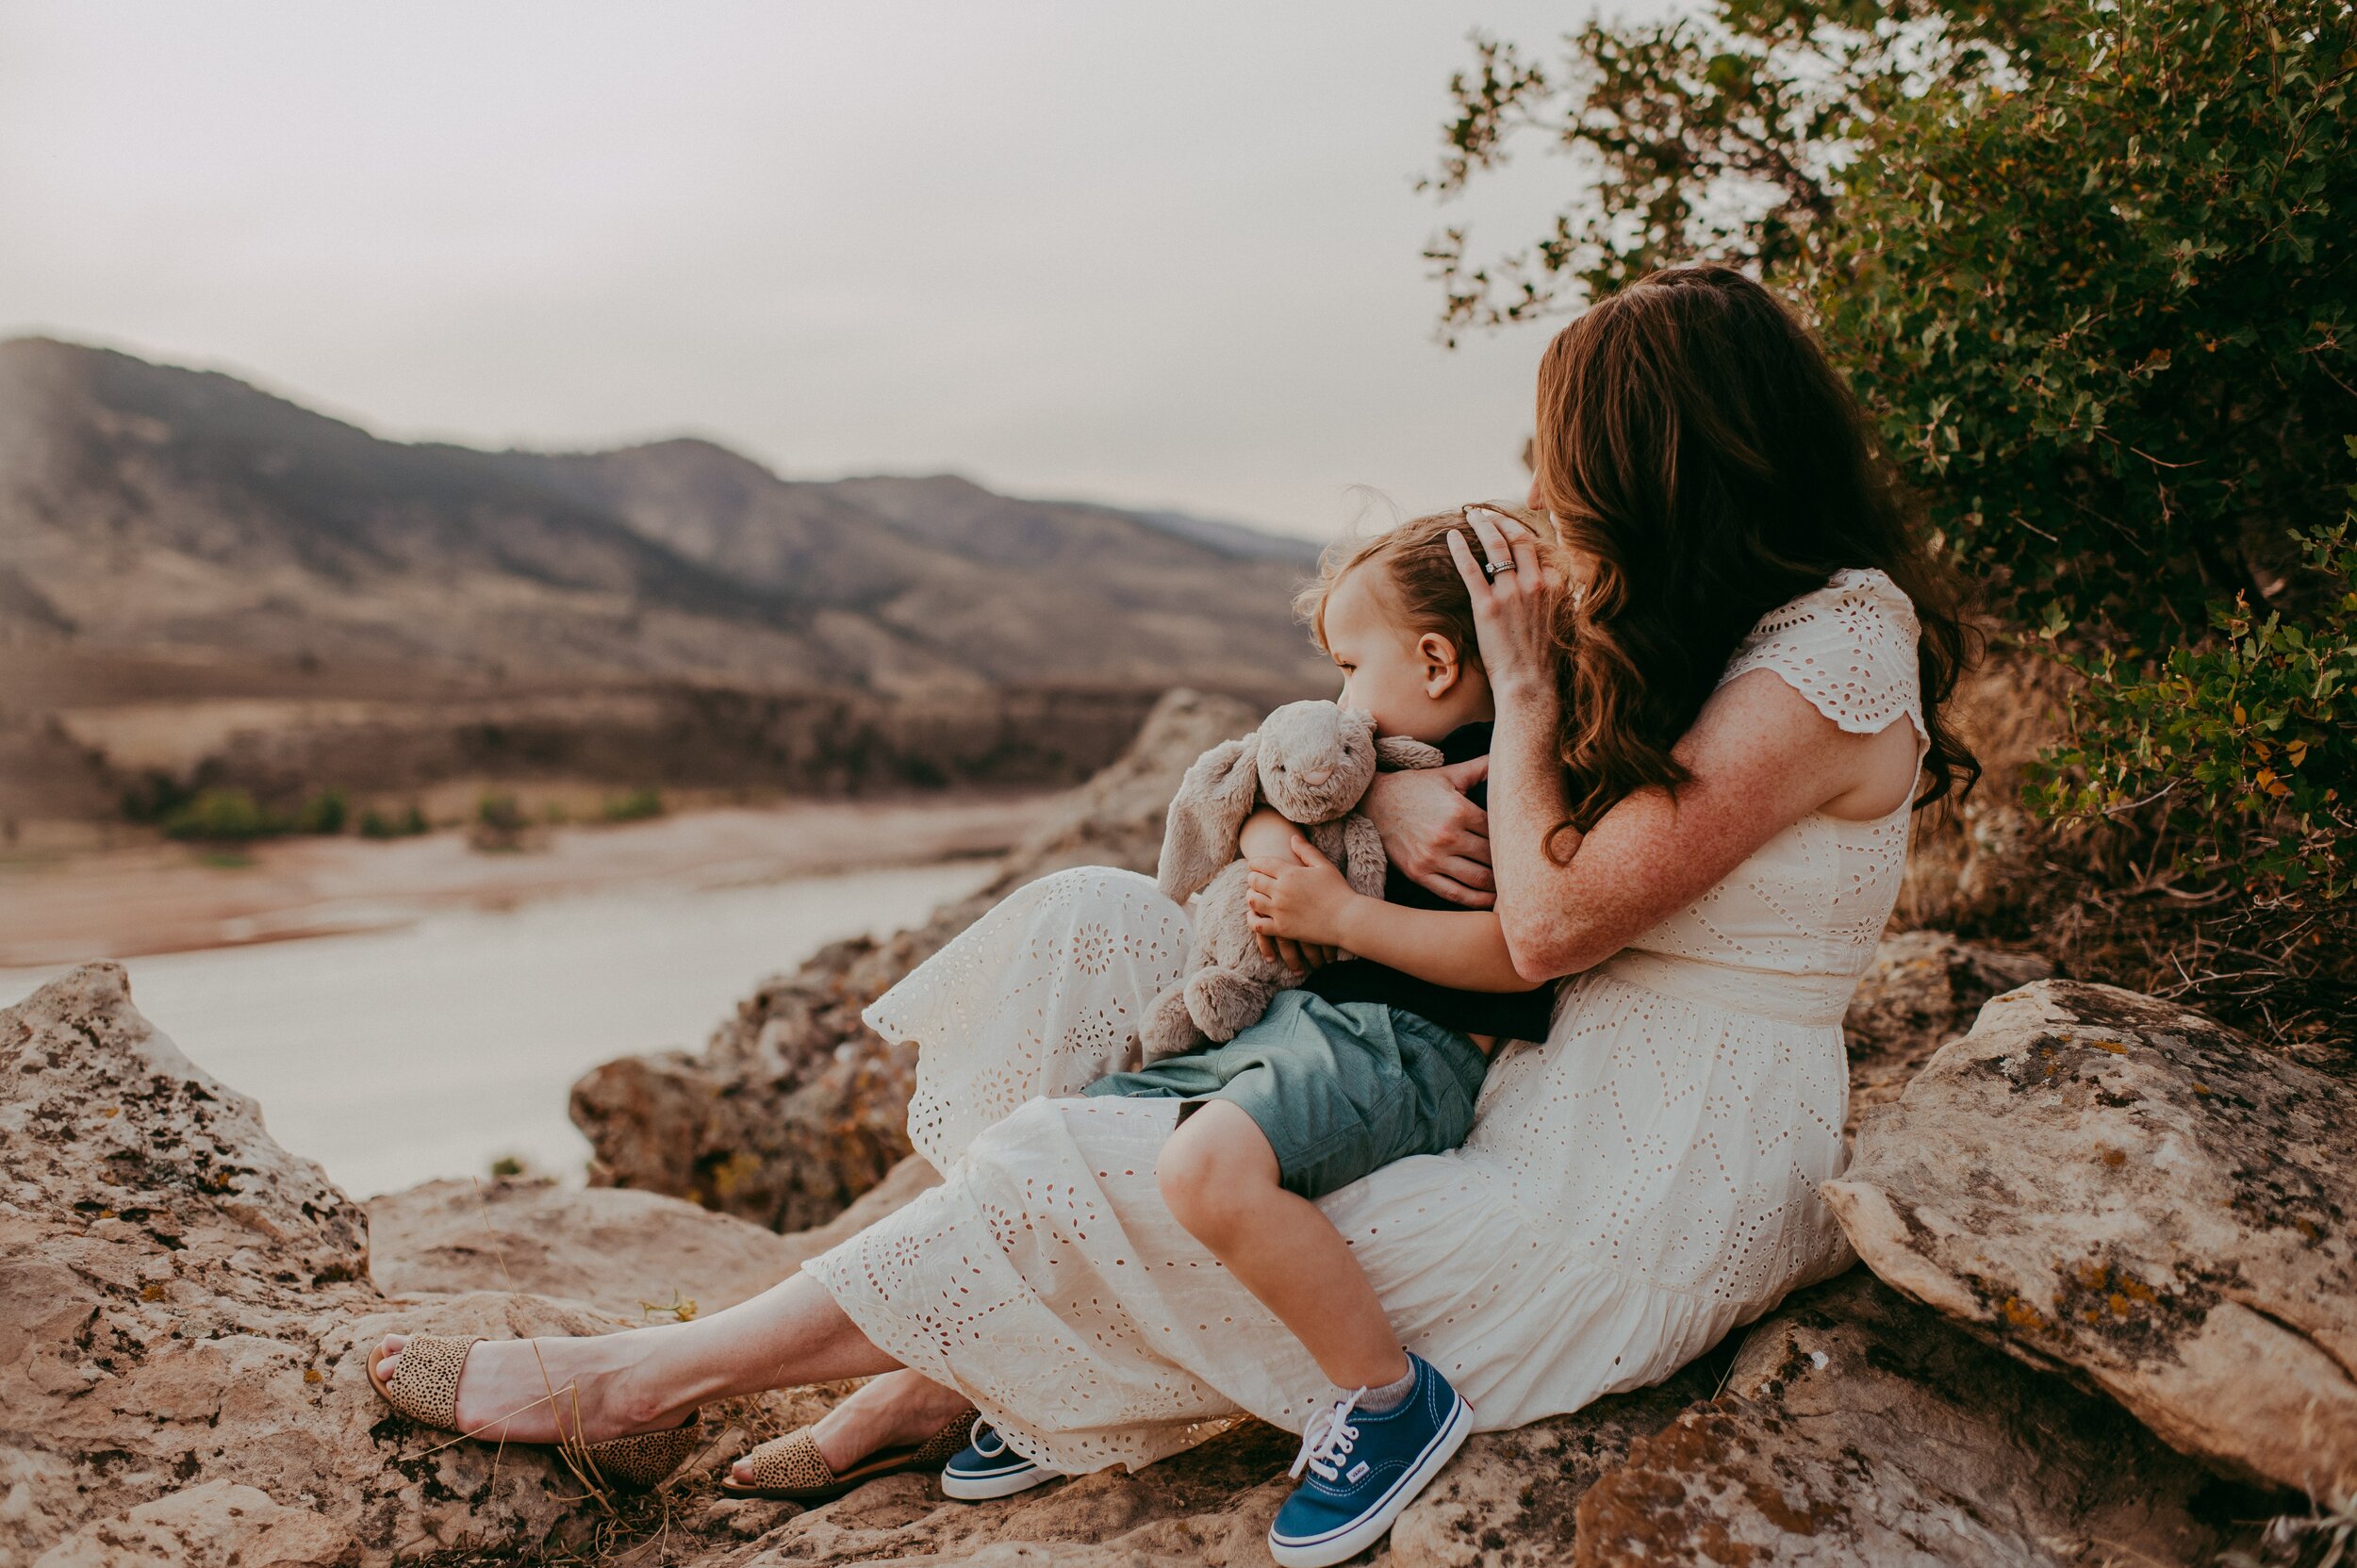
[1155,1100,1409,1392]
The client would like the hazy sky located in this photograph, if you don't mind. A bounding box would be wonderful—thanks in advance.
[0,2,1668,538]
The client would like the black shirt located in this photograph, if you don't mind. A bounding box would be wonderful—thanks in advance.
[1297,721,1558,1043]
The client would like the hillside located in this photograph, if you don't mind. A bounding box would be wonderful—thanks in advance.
[0,338,1330,829]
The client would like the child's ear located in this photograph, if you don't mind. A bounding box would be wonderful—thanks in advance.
[1419,632,1464,699]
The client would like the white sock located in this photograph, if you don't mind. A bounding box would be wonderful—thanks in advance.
[1356,1364,1417,1415]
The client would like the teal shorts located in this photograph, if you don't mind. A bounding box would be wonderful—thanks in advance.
[1081,989,1489,1200]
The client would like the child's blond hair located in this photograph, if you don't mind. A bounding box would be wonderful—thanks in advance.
[1294,503,1558,668]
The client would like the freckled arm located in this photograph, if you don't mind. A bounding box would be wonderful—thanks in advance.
[1485,671,1887,982]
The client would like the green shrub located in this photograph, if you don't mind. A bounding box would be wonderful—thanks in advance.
[1809,0,2356,645]
[2030,465,2357,901]
[358,804,431,839]
[151,784,352,840]
[292,788,347,835]
[163,788,281,842]
[600,787,665,823]
[121,769,196,825]
[470,790,531,852]
[1819,0,2356,904]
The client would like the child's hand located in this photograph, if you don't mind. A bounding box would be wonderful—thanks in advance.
[1244,836,1361,956]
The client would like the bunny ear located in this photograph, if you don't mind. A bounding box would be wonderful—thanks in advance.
[1156,733,1262,903]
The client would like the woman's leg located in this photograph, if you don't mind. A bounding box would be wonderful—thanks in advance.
[1156,1102,1409,1391]
[371,1272,898,1444]
[729,1369,975,1483]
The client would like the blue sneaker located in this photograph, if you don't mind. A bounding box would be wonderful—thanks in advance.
[1268,1354,1473,1568]
[940,1419,1057,1500]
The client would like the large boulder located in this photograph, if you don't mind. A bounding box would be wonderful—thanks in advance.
[1823,980,2357,1507]
[1571,1269,2252,1567]
[11,954,2307,1568]
[0,963,722,1568]
[569,687,1261,1231]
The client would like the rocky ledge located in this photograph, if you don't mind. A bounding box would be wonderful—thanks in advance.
[4,962,2325,1567]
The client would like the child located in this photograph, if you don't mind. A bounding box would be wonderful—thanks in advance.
[939,506,1559,1568]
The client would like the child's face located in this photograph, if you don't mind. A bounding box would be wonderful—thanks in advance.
[1321,565,1492,744]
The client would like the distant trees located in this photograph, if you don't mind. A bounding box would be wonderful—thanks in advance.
[1426,0,2354,904]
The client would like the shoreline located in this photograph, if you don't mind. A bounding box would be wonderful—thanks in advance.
[0,790,1059,968]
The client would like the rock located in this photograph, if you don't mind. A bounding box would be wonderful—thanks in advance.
[654,1363,1731,1568]
[569,688,1261,1231]
[1840,932,2053,1131]
[15,951,2299,1568]
[31,1482,358,1568]
[1572,1269,2254,1567]
[1823,980,2357,1507]
[0,963,708,1568]
[366,1175,807,1318]
[697,1419,1301,1568]
[1386,1355,1727,1568]
[365,1155,943,1321]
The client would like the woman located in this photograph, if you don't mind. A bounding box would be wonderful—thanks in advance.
[366,265,1975,1533]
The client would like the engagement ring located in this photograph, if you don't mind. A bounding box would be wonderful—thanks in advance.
[1482,559,1516,580]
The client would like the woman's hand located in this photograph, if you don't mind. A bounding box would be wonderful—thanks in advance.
[1245,838,1362,958]
[1446,506,1569,703]
[1360,761,1495,908]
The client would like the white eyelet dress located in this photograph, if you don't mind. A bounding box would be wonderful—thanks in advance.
[804,568,1931,1473]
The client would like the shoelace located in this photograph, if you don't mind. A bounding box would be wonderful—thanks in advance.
[1288,1388,1366,1482]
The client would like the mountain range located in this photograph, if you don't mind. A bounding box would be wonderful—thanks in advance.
[0,337,1328,690]
[0,338,1332,824]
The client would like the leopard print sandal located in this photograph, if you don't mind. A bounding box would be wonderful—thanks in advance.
[719,1410,976,1502]
[367,1332,702,1490]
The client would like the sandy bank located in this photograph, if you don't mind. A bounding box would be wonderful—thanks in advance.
[0,791,1057,966]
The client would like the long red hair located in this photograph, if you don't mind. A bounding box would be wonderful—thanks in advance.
[1532,265,1979,846]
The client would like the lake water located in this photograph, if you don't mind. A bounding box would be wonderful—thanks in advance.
[0,859,998,1198]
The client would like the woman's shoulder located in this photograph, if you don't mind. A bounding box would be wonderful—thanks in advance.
[1738,567,1920,647]
[1716,566,1924,737]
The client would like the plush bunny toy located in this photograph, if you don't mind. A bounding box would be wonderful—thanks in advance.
[1140,699,1443,1061]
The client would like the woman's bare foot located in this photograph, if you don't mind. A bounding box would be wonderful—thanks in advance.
[371,1330,691,1444]
[732,1369,974,1484]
